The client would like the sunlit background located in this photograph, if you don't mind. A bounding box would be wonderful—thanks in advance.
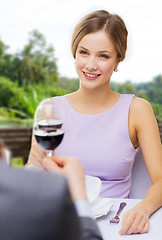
[0,0,161,83]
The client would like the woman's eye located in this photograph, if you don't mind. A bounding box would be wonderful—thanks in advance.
[99,54,109,59]
[79,50,88,55]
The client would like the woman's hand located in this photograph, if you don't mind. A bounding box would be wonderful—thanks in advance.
[119,203,150,235]
[27,136,46,167]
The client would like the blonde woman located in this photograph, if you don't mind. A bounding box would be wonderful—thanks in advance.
[28,10,162,235]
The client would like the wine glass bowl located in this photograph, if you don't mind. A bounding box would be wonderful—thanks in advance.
[34,128,64,151]
[38,119,63,129]
[33,98,64,156]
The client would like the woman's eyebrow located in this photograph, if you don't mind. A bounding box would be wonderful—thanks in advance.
[78,46,112,56]
[98,50,112,55]
[78,46,89,51]
[79,46,112,55]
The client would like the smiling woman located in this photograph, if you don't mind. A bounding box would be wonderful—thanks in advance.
[28,9,162,236]
[71,10,127,61]
[74,30,120,90]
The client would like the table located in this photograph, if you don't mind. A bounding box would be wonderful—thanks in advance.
[97,198,162,240]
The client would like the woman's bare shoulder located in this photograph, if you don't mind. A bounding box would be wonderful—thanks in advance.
[130,96,157,130]
[131,96,153,115]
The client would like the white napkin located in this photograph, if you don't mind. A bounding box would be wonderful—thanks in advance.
[85,175,115,218]
[85,175,102,203]
[91,198,115,218]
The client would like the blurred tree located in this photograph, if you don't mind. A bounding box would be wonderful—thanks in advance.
[0,77,22,108]
[56,77,79,92]
[14,30,58,86]
[0,39,12,77]
[19,85,40,117]
[151,103,162,123]
[110,82,119,92]
[117,81,135,94]
[147,75,162,104]
[0,30,58,87]
[135,90,149,101]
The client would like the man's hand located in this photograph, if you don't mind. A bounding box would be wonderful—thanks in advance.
[43,156,88,202]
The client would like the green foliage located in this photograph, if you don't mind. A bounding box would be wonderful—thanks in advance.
[11,157,24,167]
[0,30,58,86]
[47,87,70,97]
[20,85,40,117]
[147,75,162,104]
[0,77,73,124]
[135,75,162,104]
[0,78,39,121]
[152,103,162,124]
[0,107,10,118]
[133,75,162,121]
[116,81,136,94]
[0,40,12,78]
[111,81,136,94]
[0,77,23,109]
[135,91,149,101]
[56,77,79,92]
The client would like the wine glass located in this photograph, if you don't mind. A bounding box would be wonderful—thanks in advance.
[33,98,64,157]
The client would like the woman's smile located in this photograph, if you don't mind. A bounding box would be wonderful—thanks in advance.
[75,30,119,89]
[83,71,101,80]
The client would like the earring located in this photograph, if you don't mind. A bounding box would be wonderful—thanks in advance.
[114,68,118,72]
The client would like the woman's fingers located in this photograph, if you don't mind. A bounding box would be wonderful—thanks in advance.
[43,157,62,174]
[126,215,149,234]
[119,211,135,234]
[119,208,149,235]
[28,142,46,166]
[142,221,150,234]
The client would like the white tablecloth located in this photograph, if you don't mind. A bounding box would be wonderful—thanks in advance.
[97,198,162,240]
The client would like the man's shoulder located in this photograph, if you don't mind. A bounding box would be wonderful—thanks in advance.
[0,162,68,198]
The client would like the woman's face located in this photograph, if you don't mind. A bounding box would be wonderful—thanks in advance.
[75,30,120,90]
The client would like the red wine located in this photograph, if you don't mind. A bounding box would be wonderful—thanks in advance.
[38,119,63,129]
[34,129,64,151]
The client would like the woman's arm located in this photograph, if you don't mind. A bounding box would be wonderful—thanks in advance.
[120,97,162,235]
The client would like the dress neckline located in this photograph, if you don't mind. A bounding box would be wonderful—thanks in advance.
[63,94,122,117]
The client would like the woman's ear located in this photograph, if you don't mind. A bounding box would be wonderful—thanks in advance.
[114,58,121,72]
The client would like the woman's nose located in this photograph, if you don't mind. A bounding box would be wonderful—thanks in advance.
[85,57,97,71]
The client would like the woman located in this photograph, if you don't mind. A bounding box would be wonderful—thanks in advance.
[28,10,162,235]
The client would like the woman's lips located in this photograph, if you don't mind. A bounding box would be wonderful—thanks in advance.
[83,71,101,80]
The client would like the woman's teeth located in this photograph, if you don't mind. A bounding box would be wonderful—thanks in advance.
[84,72,100,77]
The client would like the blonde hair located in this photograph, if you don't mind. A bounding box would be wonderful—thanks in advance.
[71,10,128,61]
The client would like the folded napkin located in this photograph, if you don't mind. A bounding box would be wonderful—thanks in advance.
[85,175,115,218]
[91,198,115,218]
[85,175,102,203]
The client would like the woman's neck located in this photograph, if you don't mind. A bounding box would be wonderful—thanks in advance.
[67,85,120,115]
[78,86,112,104]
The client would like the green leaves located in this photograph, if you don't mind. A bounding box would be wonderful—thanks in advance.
[20,86,39,117]
[0,30,58,87]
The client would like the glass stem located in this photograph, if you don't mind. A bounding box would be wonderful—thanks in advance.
[47,150,53,158]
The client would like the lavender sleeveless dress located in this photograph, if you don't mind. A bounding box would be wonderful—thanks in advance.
[54,94,139,198]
